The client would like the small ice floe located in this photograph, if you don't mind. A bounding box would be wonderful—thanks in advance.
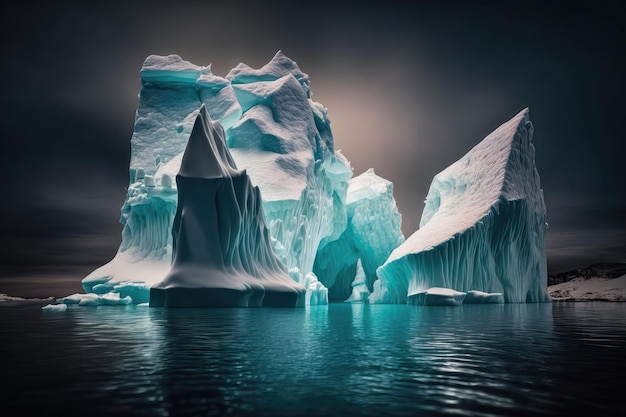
[408,287,466,306]
[99,292,132,305]
[57,293,86,304]
[41,304,68,312]
[464,290,505,304]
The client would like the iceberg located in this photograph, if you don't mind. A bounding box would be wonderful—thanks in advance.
[371,108,550,304]
[314,168,404,300]
[82,52,352,305]
[149,106,304,307]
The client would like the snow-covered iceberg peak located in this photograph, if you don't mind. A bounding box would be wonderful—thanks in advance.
[150,106,304,307]
[227,50,311,97]
[372,108,550,304]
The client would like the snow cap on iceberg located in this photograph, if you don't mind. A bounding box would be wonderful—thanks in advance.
[227,50,311,97]
[140,54,202,84]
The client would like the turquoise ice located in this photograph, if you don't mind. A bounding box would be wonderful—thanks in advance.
[371,109,550,304]
[314,168,404,300]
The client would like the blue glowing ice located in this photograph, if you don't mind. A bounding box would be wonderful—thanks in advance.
[314,168,404,300]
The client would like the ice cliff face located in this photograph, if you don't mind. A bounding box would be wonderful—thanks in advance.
[82,52,353,304]
[371,108,550,304]
[150,106,304,307]
[314,168,404,300]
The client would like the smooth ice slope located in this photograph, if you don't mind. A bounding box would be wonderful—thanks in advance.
[83,52,351,305]
[314,168,404,300]
[371,108,550,304]
[150,106,304,307]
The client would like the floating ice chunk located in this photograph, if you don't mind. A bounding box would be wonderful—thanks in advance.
[78,293,101,307]
[373,108,550,304]
[99,292,133,305]
[57,293,85,304]
[464,290,505,304]
[408,287,466,306]
[41,304,67,312]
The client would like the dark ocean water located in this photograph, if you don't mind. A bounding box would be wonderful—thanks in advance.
[1,301,624,417]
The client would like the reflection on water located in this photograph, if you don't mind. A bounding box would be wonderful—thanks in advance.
[1,302,625,416]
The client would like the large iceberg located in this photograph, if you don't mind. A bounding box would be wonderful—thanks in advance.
[371,108,550,304]
[150,106,304,307]
[82,52,353,305]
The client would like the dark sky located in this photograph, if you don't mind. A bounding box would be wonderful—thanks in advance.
[1,1,624,297]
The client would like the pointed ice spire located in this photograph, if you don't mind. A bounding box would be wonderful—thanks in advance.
[178,105,237,179]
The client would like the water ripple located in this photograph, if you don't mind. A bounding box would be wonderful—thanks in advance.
[1,302,625,416]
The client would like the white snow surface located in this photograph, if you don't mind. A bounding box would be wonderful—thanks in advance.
[56,292,132,306]
[393,108,531,256]
[408,287,467,306]
[549,275,626,301]
[373,108,550,304]
[226,50,311,97]
[41,304,67,312]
